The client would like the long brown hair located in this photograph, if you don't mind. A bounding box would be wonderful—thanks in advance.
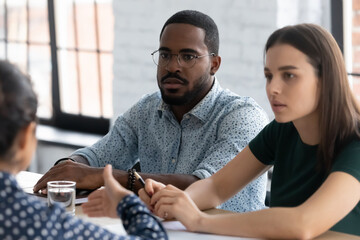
[265,23,360,173]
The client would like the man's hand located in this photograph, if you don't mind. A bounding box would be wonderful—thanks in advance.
[82,165,133,218]
[33,160,103,194]
[138,178,166,211]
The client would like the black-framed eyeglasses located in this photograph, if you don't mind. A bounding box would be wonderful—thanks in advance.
[151,50,215,68]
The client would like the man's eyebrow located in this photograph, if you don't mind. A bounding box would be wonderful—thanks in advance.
[158,47,171,51]
[179,48,198,54]
[158,47,198,54]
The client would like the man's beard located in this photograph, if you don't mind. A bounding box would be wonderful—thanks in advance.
[159,72,210,106]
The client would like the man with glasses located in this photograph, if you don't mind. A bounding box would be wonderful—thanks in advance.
[34,10,268,212]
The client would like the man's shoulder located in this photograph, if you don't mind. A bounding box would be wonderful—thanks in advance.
[116,92,161,122]
[138,91,161,103]
[208,88,269,127]
[216,89,265,113]
[131,91,162,110]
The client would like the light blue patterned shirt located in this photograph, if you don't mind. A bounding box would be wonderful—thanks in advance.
[74,79,269,212]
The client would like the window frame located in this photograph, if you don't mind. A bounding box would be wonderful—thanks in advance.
[331,0,360,78]
[46,0,110,135]
[1,0,111,135]
[331,0,344,53]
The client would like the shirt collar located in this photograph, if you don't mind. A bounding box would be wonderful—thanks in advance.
[157,78,223,123]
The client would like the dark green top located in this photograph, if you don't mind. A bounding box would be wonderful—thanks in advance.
[249,120,360,236]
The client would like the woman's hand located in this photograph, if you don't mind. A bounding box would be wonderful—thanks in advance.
[138,178,165,211]
[82,164,133,218]
[151,184,204,231]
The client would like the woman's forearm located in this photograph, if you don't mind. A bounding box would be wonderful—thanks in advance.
[193,171,360,239]
[186,147,270,210]
[195,207,317,239]
[185,178,223,210]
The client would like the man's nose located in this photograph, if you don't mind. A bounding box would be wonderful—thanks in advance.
[165,54,181,72]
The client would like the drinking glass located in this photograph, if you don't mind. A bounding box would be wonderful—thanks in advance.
[47,181,76,215]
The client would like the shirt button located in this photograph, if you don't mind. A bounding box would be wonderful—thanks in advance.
[172,159,176,163]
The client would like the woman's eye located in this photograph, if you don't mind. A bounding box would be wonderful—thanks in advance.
[284,72,295,79]
[264,73,272,81]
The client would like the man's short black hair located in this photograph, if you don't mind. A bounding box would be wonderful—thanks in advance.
[159,10,219,55]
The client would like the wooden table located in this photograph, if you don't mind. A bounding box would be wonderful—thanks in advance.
[17,171,360,239]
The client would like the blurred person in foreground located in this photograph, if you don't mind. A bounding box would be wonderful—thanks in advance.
[0,60,167,240]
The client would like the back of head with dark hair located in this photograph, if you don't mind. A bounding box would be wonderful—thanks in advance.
[264,23,360,173]
[0,60,37,159]
[159,10,219,55]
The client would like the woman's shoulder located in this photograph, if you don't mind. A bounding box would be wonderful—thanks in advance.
[249,120,297,156]
[338,137,360,155]
[332,137,360,180]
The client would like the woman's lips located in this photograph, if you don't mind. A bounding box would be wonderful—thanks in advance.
[271,101,286,112]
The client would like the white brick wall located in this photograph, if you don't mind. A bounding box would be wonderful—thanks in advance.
[277,0,331,29]
[112,0,330,121]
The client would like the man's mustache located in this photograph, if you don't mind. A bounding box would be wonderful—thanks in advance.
[161,73,188,84]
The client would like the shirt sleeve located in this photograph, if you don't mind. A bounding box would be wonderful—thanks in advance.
[57,194,168,240]
[193,100,269,179]
[248,120,278,166]
[118,194,168,239]
[72,102,141,170]
[192,99,269,212]
[331,139,360,182]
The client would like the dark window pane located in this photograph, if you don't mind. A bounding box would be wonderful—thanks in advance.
[79,51,101,117]
[7,0,27,42]
[29,0,49,43]
[100,53,113,118]
[54,0,76,49]
[75,1,96,50]
[29,45,52,118]
[58,49,80,115]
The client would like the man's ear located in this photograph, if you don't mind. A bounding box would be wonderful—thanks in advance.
[210,55,221,76]
[18,122,36,150]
